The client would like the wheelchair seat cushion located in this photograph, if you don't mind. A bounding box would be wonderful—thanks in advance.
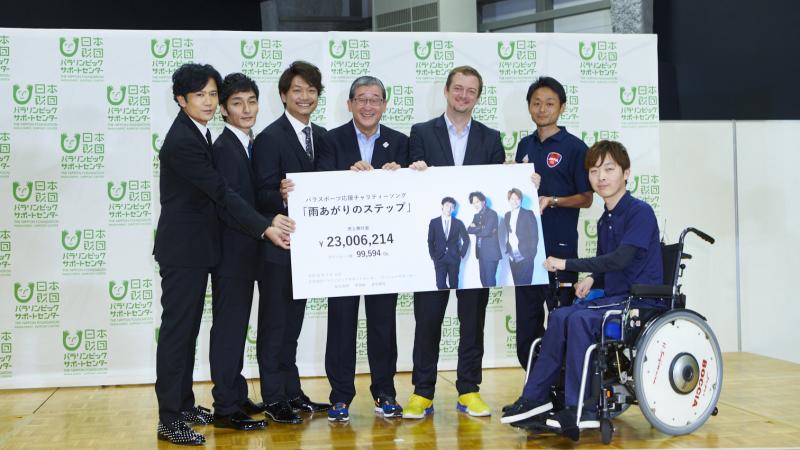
[630,284,672,297]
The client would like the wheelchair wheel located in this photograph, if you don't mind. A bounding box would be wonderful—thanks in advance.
[600,418,614,445]
[633,309,723,435]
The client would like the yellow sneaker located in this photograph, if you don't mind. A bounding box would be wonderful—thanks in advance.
[402,394,434,419]
[457,393,491,417]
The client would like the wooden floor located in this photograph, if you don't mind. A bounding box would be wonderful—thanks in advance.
[1,352,799,449]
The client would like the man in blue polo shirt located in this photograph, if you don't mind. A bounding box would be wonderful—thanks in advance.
[502,140,663,442]
[512,76,593,370]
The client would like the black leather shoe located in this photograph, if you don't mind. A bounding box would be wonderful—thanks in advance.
[181,405,214,425]
[264,401,304,424]
[290,394,331,413]
[213,411,266,431]
[241,398,266,415]
[157,420,206,446]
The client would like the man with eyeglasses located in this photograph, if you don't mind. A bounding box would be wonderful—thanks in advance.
[316,75,409,422]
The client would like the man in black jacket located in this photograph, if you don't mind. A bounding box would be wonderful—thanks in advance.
[154,63,286,445]
[251,61,331,425]
[503,188,539,285]
[402,66,505,420]
[315,75,409,422]
[209,73,271,432]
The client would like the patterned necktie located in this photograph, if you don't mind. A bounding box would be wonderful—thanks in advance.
[205,129,212,148]
[247,130,254,159]
[302,126,313,162]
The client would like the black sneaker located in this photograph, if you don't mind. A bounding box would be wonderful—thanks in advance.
[264,401,303,424]
[157,420,205,446]
[549,407,580,442]
[181,405,214,425]
[374,395,403,418]
[500,397,553,424]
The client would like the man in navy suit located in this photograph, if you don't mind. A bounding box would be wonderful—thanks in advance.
[208,73,269,431]
[251,61,331,425]
[504,188,539,285]
[402,66,505,420]
[427,196,470,290]
[467,191,501,288]
[316,76,409,422]
[154,64,287,445]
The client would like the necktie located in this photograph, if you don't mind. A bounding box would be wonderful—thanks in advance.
[205,129,212,148]
[302,126,313,162]
[444,218,450,237]
[247,130,255,159]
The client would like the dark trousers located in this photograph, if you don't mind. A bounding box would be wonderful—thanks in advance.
[478,258,499,287]
[434,259,459,289]
[155,265,208,424]
[514,274,575,369]
[257,261,307,403]
[509,256,534,285]
[209,274,255,415]
[411,287,489,398]
[325,294,398,404]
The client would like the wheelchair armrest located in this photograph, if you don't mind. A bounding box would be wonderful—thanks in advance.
[630,284,673,298]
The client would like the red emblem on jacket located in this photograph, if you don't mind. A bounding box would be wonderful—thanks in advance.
[546,152,562,168]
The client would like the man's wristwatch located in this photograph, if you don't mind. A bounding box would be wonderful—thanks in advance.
[550,196,558,208]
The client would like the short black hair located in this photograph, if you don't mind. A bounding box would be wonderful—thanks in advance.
[526,76,567,105]
[171,63,222,104]
[441,196,456,206]
[278,61,324,98]
[469,191,486,203]
[219,73,259,123]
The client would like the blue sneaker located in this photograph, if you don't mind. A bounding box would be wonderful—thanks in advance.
[328,402,350,422]
[374,395,403,418]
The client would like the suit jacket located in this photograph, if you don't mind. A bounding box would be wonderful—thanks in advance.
[251,113,326,266]
[468,207,501,261]
[211,127,263,280]
[409,114,505,167]
[153,110,268,268]
[316,121,409,171]
[504,207,538,259]
[428,216,469,262]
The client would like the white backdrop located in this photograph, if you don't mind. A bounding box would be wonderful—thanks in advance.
[0,29,658,388]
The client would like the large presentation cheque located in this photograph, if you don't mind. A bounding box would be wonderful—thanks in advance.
[288,164,549,299]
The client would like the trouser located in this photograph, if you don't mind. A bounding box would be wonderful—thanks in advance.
[257,261,307,403]
[478,258,499,287]
[155,266,208,423]
[325,294,398,404]
[411,287,489,398]
[209,274,255,415]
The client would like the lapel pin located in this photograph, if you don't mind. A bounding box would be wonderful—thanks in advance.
[382,141,389,149]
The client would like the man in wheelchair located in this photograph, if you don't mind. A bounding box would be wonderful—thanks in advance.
[501,140,665,440]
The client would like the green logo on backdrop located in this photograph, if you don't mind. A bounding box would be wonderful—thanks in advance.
[150,39,169,59]
[497,41,515,60]
[246,325,257,344]
[12,85,32,105]
[60,133,80,154]
[414,41,432,60]
[59,37,79,57]
[584,219,597,239]
[62,330,83,351]
[13,282,34,303]
[106,86,126,106]
[61,230,82,251]
[619,87,637,106]
[329,40,347,59]
[107,181,127,202]
[579,41,596,60]
[501,131,518,152]
[108,280,129,301]
[12,181,32,202]
[241,40,259,59]
[505,315,516,334]
[151,133,162,153]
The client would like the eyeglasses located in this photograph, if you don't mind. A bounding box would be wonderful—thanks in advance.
[352,96,384,107]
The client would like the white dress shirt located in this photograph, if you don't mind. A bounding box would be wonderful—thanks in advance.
[443,113,471,166]
[284,110,313,153]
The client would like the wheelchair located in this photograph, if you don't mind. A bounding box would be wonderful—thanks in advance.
[521,227,722,444]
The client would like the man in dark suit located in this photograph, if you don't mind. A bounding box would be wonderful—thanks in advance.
[402,66,505,420]
[504,188,539,285]
[251,61,330,425]
[315,76,409,422]
[208,73,269,431]
[467,191,501,288]
[427,196,470,290]
[154,64,287,445]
